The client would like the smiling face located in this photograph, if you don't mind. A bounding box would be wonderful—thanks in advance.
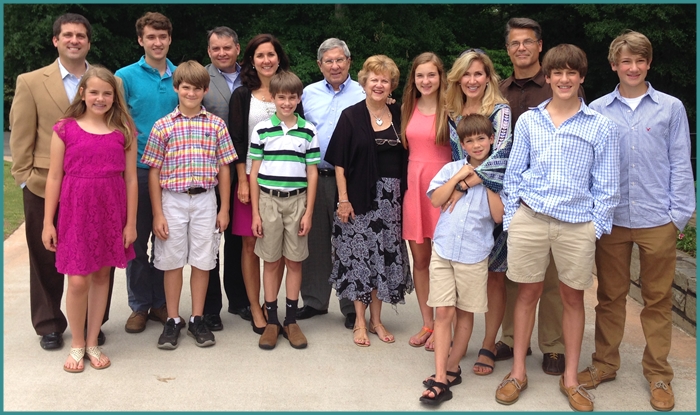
[363,71,392,104]
[208,34,240,73]
[53,23,91,64]
[273,91,300,123]
[612,48,650,97]
[506,28,542,72]
[138,25,171,66]
[461,132,494,165]
[81,77,114,117]
[318,47,351,91]
[459,59,488,102]
[414,62,440,98]
[546,67,584,102]
[174,81,207,116]
[253,42,279,80]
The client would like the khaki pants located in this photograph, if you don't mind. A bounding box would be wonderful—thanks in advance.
[591,223,676,383]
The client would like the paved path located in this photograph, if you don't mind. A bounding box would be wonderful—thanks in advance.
[2,222,696,411]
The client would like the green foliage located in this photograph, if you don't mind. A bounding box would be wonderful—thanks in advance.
[4,161,24,240]
[676,225,696,258]
[3,4,696,130]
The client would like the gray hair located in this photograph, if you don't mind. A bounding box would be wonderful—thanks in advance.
[207,26,239,45]
[504,17,542,42]
[317,38,351,61]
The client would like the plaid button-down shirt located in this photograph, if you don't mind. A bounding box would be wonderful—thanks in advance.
[141,106,238,192]
[503,98,620,239]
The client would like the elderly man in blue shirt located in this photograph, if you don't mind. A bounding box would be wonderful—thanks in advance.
[296,38,365,328]
[576,31,695,412]
[496,44,620,412]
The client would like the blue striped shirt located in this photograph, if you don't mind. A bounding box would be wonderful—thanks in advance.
[428,159,495,264]
[590,83,695,230]
[503,98,620,239]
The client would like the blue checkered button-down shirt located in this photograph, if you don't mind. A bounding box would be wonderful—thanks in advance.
[503,98,620,239]
[589,83,695,231]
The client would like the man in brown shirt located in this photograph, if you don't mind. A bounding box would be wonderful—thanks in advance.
[497,17,585,376]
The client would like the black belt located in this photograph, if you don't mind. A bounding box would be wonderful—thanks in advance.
[318,168,335,177]
[260,186,306,198]
[181,187,207,195]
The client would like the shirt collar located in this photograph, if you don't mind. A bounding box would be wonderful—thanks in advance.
[138,55,174,77]
[323,74,352,93]
[604,82,658,106]
[502,68,546,88]
[57,58,88,79]
[270,113,305,128]
[171,105,208,119]
[537,97,592,116]
[217,62,241,76]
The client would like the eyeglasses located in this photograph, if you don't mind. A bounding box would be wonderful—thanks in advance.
[506,39,539,50]
[459,48,486,57]
[375,138,401,146]
[321,58,348,66]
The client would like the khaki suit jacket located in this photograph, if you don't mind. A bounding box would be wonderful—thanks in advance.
[9,59,71,198]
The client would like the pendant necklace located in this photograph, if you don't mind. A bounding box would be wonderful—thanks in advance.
[367,105,387,126]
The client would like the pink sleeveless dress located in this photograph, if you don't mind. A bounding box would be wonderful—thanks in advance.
[402,106,452,243]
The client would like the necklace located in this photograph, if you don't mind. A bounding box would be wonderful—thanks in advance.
[367,105,387,126]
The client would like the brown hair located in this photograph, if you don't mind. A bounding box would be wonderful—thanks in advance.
[607,30,652,64]
[135,12,172,38]
[173,60,210,89]
[64,65,135,150]
[53,13,92,42]
[542,44,588,78]
[456,113,493,143]
[269,71,303,97]
[400,52,449,148]
[240,34,290,91]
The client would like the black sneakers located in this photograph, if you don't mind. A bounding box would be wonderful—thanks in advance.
[157,319,182,349]
[187,316,216,347]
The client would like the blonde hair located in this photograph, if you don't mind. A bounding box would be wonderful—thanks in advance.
[64,65,135,150]
[400,52,449,148]
[445,51,508,119]
[357,55,400,91]
[608,30,653,65]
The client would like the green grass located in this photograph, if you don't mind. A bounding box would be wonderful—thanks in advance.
[4,161,24,239]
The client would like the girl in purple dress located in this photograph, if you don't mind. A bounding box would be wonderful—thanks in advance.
[43,66,137,373]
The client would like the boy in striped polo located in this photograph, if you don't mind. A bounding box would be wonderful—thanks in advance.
[249,71,320,350]
[142,60,238,350]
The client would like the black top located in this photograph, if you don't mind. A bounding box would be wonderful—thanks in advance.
[324,100,408,215]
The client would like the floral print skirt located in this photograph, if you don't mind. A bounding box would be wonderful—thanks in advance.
[329,178,413,305]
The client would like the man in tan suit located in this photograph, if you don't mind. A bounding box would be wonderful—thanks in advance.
[9,13,112,350]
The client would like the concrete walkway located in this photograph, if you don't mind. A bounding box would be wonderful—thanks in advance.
[2,221,696,412]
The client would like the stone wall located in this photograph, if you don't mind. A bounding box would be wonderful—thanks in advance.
[629,245,696,336]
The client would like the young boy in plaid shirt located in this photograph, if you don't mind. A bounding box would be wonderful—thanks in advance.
[141,60,238,349]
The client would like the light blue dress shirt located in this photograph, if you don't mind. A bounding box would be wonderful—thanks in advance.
[301,75,365,170]
[219,63,242,93]
[503,98,620,239]
[428,159,495,264]
[57,58,87,103]
[589,83,695,231]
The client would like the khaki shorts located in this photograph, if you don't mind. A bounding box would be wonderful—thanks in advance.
[506,204,595,290]
[427,247,488,313]
[254,191,308,262]
[154,189,220,271]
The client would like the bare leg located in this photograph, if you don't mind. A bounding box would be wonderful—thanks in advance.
[164,268,184,319]
[262,258,283,303]
[284,258,302,301]
[242,236,265,326]
[369,290,394,342]
[409,240,434,346]
[422,305,456,398]
[560,282,585,387]
[85,266,111,368]
[475,270,506,374]
[510,281,543,381]
[64,274,89,371]
[353,300,369,346]
[190,266,210,317]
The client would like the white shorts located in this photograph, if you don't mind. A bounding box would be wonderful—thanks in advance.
[154,188,221,271]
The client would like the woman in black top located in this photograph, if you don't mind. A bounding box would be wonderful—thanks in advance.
[325,55,412,347]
